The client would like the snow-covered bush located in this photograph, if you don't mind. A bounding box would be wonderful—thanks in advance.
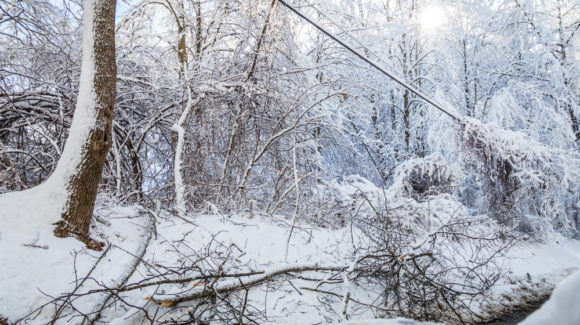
[459,118,580,239]
[299,175,385,227]
[390,153,456,201]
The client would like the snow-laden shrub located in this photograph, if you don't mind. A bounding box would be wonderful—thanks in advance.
[300,175,385,227]
[309,161,462,233]
[459,118,580,238]
[307,167,513,322]
[388,194,468,234]
[390,153,456,202]
[289,171,512,322]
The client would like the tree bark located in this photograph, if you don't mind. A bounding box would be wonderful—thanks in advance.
[53,0,117,239]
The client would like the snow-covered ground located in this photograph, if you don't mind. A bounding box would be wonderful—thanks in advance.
[1,193,579,324]
[0,194,151,324]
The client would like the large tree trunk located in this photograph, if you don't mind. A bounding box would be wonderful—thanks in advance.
[53,0,117,239]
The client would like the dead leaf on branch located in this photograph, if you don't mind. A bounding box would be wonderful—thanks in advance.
[144,296,175,307]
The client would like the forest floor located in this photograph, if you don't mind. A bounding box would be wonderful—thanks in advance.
[1,196,579,324]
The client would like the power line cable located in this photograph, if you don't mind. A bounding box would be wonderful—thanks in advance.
[275,0,462,122]
[303,0,400,81]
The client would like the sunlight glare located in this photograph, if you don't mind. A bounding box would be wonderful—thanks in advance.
[419,4,447,32]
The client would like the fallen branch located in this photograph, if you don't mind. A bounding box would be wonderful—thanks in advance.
[149,264,349,306]
[87,213,156,324]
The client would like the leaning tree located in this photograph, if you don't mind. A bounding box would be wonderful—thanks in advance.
[49,0,117,240]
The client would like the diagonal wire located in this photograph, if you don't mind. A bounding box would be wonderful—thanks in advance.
[303,0,400,81]
[275,0,462,122]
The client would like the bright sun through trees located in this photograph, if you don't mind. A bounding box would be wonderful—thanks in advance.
[419,3,447,31]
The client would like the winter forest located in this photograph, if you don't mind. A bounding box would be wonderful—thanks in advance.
[0,0,579,324]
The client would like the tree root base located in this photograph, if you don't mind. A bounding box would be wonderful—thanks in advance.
[53,220,105,251]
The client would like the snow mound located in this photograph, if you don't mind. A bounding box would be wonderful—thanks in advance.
[520,269,580,325]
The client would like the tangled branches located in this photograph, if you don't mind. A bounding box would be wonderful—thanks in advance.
[26,206,512,325]
[353,211,512,323]
[460,119,580,238]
